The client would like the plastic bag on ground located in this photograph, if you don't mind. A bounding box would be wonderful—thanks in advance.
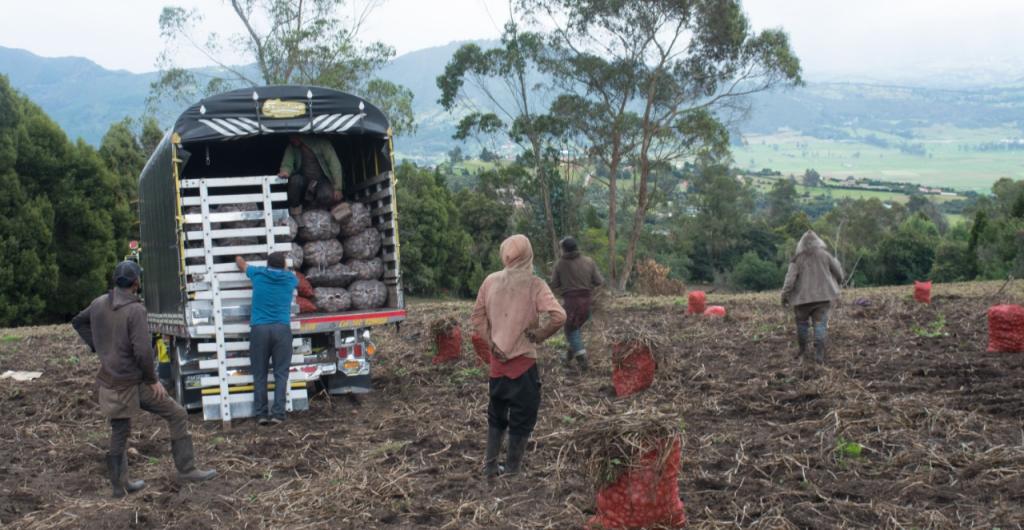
[298,209,341,241]
[433,325,462,364]
[612,342,656,397]
[914,280,932,304]
[342,227,382,260]
[305,263,358,288]
[303,239,344,267]
[313,287,351,313]
[704,305,726,318]
[340,202,372,237]
[687,291,706,315]
[349,280,388,310]
[987,304,1024,353]
[346,258,384,281]
[587,436,687,530]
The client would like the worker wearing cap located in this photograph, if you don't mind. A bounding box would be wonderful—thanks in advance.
[72,261,217,498]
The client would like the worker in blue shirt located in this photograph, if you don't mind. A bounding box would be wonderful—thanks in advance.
[236,252,298,425]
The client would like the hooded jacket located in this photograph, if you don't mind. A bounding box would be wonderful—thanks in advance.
[471,235,566,373]
[550,251,603,296]
[71,288,158,388]
[781,231,845,306]
[279,136,344,190]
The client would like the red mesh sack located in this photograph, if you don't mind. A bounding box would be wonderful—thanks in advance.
[612,342,656,397]
[294,271,315,298]
[470,333,492,366]
[296,296,318,314]
[588,436,687,530]
[686,291,706,315]
[914,281,932,304]
[703,305,726,318]
[432,325,462,364]
[987,304,1024,353]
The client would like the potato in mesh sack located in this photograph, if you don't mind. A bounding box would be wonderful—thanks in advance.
[217,203,263,228]
[219,237,258,250]
[314,287,352,312]
[342,227,382,260]
[349,280,387,310]
[345,258,384,281]
[303,239,344,267]
[278,215,298,242]
[298,209,340,241]
[304,263,359,288]
[339,202,372,237]
[288,243,304,269]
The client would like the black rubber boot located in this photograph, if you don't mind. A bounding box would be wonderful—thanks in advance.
[796,324,810,360]
[559,349,573,369]
[171,437,218,482]
[121,453,145,494]
[483,427,505,478]
[107,454,126,498]
[505,434,530,474]
[814,339,826,365]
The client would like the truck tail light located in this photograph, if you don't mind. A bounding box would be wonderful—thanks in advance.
[353,344,363,358]
[365,343,376,356]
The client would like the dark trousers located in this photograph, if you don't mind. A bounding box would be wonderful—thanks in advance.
[488,364,541,436]
[287,172,336,209]
[106,383,191,456]
[249,323,293,419]
[794,300,831,343]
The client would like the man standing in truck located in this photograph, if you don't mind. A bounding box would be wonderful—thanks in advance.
[236,252,298,425]
[71,261,217,498]
[278,134,344,216]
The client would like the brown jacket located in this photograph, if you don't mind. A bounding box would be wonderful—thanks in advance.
[71,288,157,388]
[781,231,844,307]
[549,252,603,295]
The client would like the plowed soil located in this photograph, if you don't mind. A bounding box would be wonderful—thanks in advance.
[2,281,1023,529]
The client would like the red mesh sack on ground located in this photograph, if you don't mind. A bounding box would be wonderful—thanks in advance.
[432,325,462,364]
[703,305,726,318]
[588,436,687,530]
[470,334,492,366]
[296,296,317,314]
[294,271,315,298]
[987,304,1024,353]
[686,291,706,315]
[914,281,932,304]
[612,342,656,397]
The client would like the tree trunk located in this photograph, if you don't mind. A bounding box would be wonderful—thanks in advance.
[618,117,654,291]
[606,143,622,287]
[532,139,559,262]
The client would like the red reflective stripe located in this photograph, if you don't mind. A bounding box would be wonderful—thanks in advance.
[294,310,406,325]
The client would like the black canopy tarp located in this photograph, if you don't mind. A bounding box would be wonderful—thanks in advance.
[173,85,390,144]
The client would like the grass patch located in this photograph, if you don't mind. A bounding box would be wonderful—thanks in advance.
[912,314,948,338]
[1,335,21,342]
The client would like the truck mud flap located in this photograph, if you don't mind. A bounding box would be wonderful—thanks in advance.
[326,372,372,395]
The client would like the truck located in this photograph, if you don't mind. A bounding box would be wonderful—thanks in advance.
[138,85,405,424]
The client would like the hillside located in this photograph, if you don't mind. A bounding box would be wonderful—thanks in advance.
[2,281,1023,527]
[1,44,1022,187]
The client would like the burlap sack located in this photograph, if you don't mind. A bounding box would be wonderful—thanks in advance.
[349,280,387,310]
[345,258,384,281]
[298,209,341,241]
[303,239,344,267]
[314,287,352,313]
[342,227,382,260]
[339,202,372,237]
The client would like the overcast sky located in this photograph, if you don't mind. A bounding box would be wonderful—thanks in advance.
[1,0,1022,78]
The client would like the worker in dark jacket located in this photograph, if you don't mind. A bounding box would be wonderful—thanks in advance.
[549,236,603,371]
[71,262,216,498]
[278,134,344,215]
[781,231,845,364]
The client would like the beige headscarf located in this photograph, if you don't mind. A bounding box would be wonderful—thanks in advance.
[485,235,539,357]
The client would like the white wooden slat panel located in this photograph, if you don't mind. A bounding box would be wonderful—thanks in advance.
[180,176,287,188]
[183,211,270,224]
[186,261,266,274]
[198,354,307,370]
[197,338,304,353]
[184,242,291,258]
[185,226,291,241]
[180,192,287,207]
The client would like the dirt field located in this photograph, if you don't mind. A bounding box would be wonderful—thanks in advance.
[2,281,1023,529]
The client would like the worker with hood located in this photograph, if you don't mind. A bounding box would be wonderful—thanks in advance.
[781,230,845,364]
[471,235,566,478]
[71,261,217,498]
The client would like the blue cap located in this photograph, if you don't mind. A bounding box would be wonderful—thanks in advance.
[113,261,143,288]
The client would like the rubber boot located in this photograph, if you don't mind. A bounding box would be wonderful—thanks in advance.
[171,437,218,482]
[575,350,589,372]
[505,434,530,474]
[107,454,145,498]
[559,349,573,369]
[796,323,810,361]
[814,339,826,365]
[483,427,505,478]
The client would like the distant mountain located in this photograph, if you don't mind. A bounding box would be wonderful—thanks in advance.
[2,43,1022,162]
